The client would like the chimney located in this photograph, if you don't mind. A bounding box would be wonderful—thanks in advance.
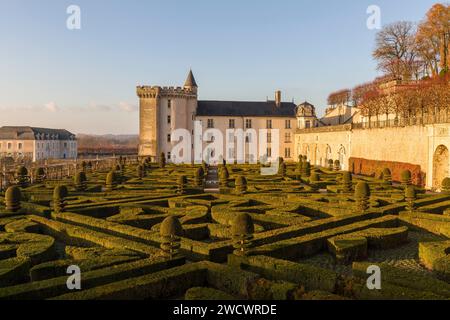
[275,90,282,107]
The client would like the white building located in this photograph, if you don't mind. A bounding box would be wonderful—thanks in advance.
[0,126,77,162]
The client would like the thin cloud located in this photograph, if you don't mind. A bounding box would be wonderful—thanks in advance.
[118,102,138,112]
[44,101,59,112]
[89,102,113,112]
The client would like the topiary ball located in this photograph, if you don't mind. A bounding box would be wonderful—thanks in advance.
[231,213,254,236]
[160,216,183,237]
[5,186,21,212]
[401,170,412,184]
[53,185,69,200]
[16,166,28,176]
[6,186,21,202]
[441,178,450,192]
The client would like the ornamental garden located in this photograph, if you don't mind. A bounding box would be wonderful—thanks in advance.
[0,155,449,300]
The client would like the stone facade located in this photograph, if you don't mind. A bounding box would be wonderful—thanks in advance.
[294,117,450,190]
[137,70,297,163]
[0,127,77,162]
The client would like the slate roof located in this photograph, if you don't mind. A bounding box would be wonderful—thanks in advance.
[196,101,297,117]
[0,127,76,140]
[184,70,198,87]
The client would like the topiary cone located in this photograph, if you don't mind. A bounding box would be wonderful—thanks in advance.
[137,164,145,179]
[195,167,205,187]
[405,185,416,213]
[401,170,412,187]
[341,171,353,193]
[231,213,254,256]
[354,182,370,213]
[53,185,68,213]
[382,168,392,185]
[74,172,87,191]
[105,171,117,191]
[177,175,187,195]
[160,216,183,258]
[235,176,247,194]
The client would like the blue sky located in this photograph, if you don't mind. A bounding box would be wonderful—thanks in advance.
[0,0,439,134]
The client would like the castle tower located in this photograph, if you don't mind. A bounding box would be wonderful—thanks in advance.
[137,71,198,161]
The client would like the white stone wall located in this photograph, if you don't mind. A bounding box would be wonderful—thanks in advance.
[294,123,450,189]
[33,140,77,161]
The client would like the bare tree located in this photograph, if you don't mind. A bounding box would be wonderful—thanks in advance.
[373,21,419,80]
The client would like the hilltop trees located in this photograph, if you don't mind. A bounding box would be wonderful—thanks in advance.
[416,3,450,76]
[373,21,419,80]
[328,89,352,107]
[325,4,449,127]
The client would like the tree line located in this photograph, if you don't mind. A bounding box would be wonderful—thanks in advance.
[327,3,450,124]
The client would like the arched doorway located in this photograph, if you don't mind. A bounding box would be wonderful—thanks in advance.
[433,145,449,191]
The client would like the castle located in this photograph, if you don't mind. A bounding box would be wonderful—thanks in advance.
[137,70,298,164]
[138,71,450,191]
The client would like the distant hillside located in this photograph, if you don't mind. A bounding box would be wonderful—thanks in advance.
[77,134,139,155]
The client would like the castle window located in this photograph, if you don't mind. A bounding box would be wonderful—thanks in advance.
[266,120,272,129]
[168,100,172,109]
[267,132,272,143]
[7,142,12,149]
[285,120,291,129]
[207,119,214,128]
[168,152,171,159]
[245,119,252,129]
[267,147,272,157]
[167,134,171,142]
[167,115,171,124]
[285,133,291,143]
[229,119,235,129]
[18,143,23,150]
[285,148,291,158]
[305,120,311,128]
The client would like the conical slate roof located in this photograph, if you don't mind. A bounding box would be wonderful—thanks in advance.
[184,70,198,87]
